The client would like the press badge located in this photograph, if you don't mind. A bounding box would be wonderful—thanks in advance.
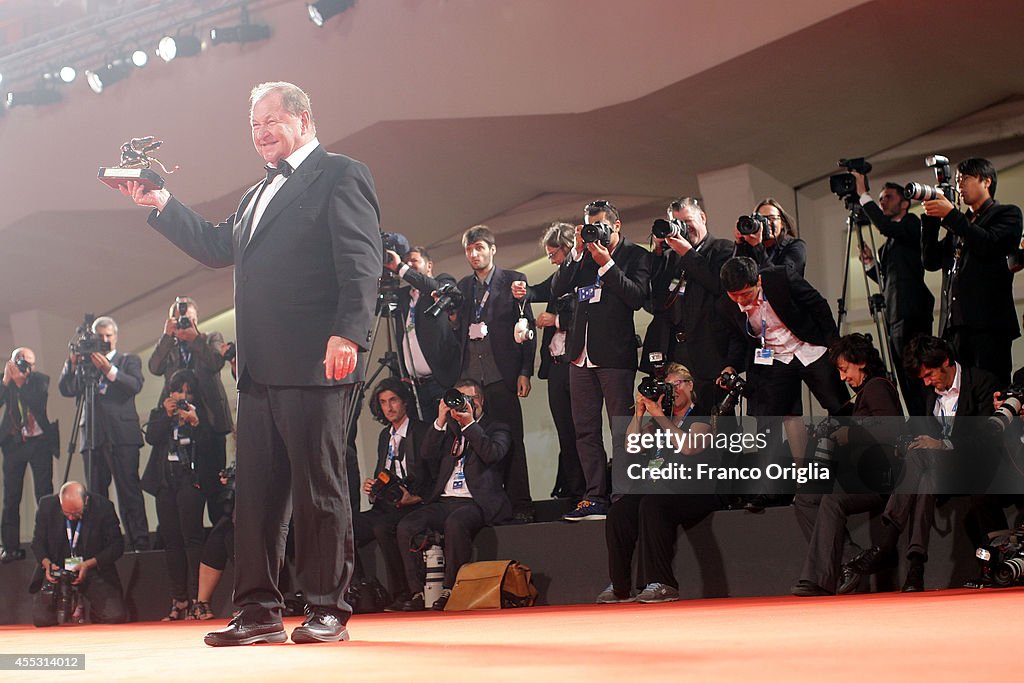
[647,456,665,470]
[468,321,489,339]
[64,556,82,572]
[753,346,774,365]
[578,285,601,303]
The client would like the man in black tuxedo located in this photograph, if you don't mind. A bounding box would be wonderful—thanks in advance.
[642,197,734,409]
[30,481,126,626]
[149,296,233,525]
[1,347,58,563]
[922,157,1022,386]
[393,379,512,611]
[58,317,149,552]
[453,225,535,523]
[383,246,461,419]
[120,81,381,646]
[354,377,432,602]
[854,175,934,416]
[552,200,652,521]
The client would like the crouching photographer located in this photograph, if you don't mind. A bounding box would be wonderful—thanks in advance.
[140,369,216,620]
[30,481,126,627]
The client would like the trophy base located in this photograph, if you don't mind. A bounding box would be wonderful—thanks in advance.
[98,167,164,191]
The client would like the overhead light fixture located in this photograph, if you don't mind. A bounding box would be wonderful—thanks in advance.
[42,66,78,85]
[131,49,149,68]
[5,87,62,108]
[210,8,271,44]
[307,0,355,27]
[156,33,202,62]
[85,59,133,94]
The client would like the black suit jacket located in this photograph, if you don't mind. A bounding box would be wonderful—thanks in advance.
[29,492,124,593]
[59,352,144,448]
[523,273,575,380]
[372,418,434,501]
[861,204,934,325]
[140,405,219,496]
[396,269,461,389]
[642,237,733,381]
[148,144,382,387]
[148,330,233,434]
[419,414,512,525]
[721,266,839,371]
[0,372,58,455]
[454,266,535,392]
[734,236,807,277]
[922,199,1022,338]
[551,238,651,370]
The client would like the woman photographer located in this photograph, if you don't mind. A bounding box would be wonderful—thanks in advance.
[598,363,722,604]
[141,369,215,620]
[792,333,901,596]
[734,198,807,276]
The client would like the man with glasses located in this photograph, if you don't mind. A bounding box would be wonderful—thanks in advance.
[552,200,652,521]
[921,157,1022,385]
[733,198,807,276]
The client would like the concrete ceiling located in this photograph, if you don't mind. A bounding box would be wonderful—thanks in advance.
[2,0,1024,344]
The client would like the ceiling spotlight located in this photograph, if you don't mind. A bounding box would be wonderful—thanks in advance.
[5,88,62,108]
[85,59,133,94]
[157,34,202,62]
[131,49,149,68]
[42,66,78,85]
[210,9,271,44]
[307,0,355,27]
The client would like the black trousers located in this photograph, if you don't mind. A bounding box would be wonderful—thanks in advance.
[638,494,722,589]
[884,448,939,559]
[201,515,234,571]
[353,504,418,597]
[233,382,355,622]
[888,317,932,417]
[748,352,849,416]
[947,326,1013,387]
[482,380,532,514]
[197,433,227,526]
[605,494,642,594]
[547,362,584,499]
[396,497,486,590]
[569,365,636,505]
[155,463,206,601]
[33,574,126,626]
[1,436,52,549]
[793,493,885,592]
[84,443,148,549]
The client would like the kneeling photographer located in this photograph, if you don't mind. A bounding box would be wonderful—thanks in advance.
[141,369,217,620]
[353,378,433,606]
[30,481,126,626]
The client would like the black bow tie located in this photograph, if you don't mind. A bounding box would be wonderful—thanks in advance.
[265,159,293,181]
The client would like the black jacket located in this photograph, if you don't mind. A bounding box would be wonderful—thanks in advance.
[524,273,575,380]
[922,199,1022,338]
[419,414,512,525]
[371,418,434,502]
[58,352,144,448]
[140,404,218,496]
[397,268,462,389]
[30,492,124,593]
[734,236,807,277]
[551,237,651,370]
[0,371,58,455]
[148,330,233,434]
[861,204,934,326]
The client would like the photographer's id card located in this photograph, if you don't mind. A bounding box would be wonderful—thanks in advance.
[468,321,489,339]
[64,556,82,572]
[753,347,774,366]
[578,285,602,303]
[452,457,466,490]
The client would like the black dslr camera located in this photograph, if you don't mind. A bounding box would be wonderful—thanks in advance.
[443,388,473,414]
[46,566,81,625]
[830,157,873,199]
[989,385,1024,433]
[716,370,748,415]
[976,526,1024,588]
[368,469,406,508]
[425,282,466,318]
[14,354,31,374]
[582,221,613,247]
[69,314,111,359]
[637,352,674,415]
[905,154,955,203]
[173,297,192,330]
[736,213,771,238]
[651,218,687,241]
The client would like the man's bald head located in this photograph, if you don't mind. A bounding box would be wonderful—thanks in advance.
[59,482,86,520]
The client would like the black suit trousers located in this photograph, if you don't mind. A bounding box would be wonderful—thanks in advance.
[482,380,531,513]
[353,504,418,597]
[233,381,355,622]
[793,493,884,592]
[85,443,148,548]
[547,362,584,498]
[396,497,486,591]
[569,365,635,504]
[1,437,52,549]
[155,464,206,601]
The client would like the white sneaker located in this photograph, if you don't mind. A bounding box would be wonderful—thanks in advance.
[636,582,680,603]
[595,583,635,604]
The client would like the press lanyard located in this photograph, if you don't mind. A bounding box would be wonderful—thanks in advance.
[66,519,82,555]
[745,316,767,347]
[937,399,958,437]
[474,282,492,321]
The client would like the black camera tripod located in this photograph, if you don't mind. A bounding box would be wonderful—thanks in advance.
[62,359,101,485]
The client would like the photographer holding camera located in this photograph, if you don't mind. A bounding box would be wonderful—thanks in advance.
[852,173,934,415]
[920,157,1022,386]
[551,200,652,521]
[354,378,432,604]
[149,297,232,525]
[140,370,217,620]
[392,379,512,611]
[733,198,807,276]
[383,245,462,418]
[2,347,59,563]
[58,316,149,552]
[30,481,126,626]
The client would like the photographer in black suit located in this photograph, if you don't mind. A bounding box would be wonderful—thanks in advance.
[393,379,512,611]
[921,157,1022,386]
[1,347,58,563]
[733,198,807,276]
[383,246,461,419]
[511,222,584,500]
[552,200,652,521]
[354,378,432,603]
[58,316,149,552]
[454,225,535,523]
[30,481,125,626]
[854,174,934,416]
[148,297,232,525]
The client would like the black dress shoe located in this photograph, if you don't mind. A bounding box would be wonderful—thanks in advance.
[847,545,897,575]
[901,565,924,593]
[291,607,350,643]
[0,548,26,563]
[384,593,425,612]
[791,580,833,597]
[204,614,287,647]
[836,564,860,595]
[743,495,768,514]
[431,589,451,611]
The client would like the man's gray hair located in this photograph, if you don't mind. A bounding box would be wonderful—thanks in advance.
[249,81,316,131]
[92,316,117,334]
